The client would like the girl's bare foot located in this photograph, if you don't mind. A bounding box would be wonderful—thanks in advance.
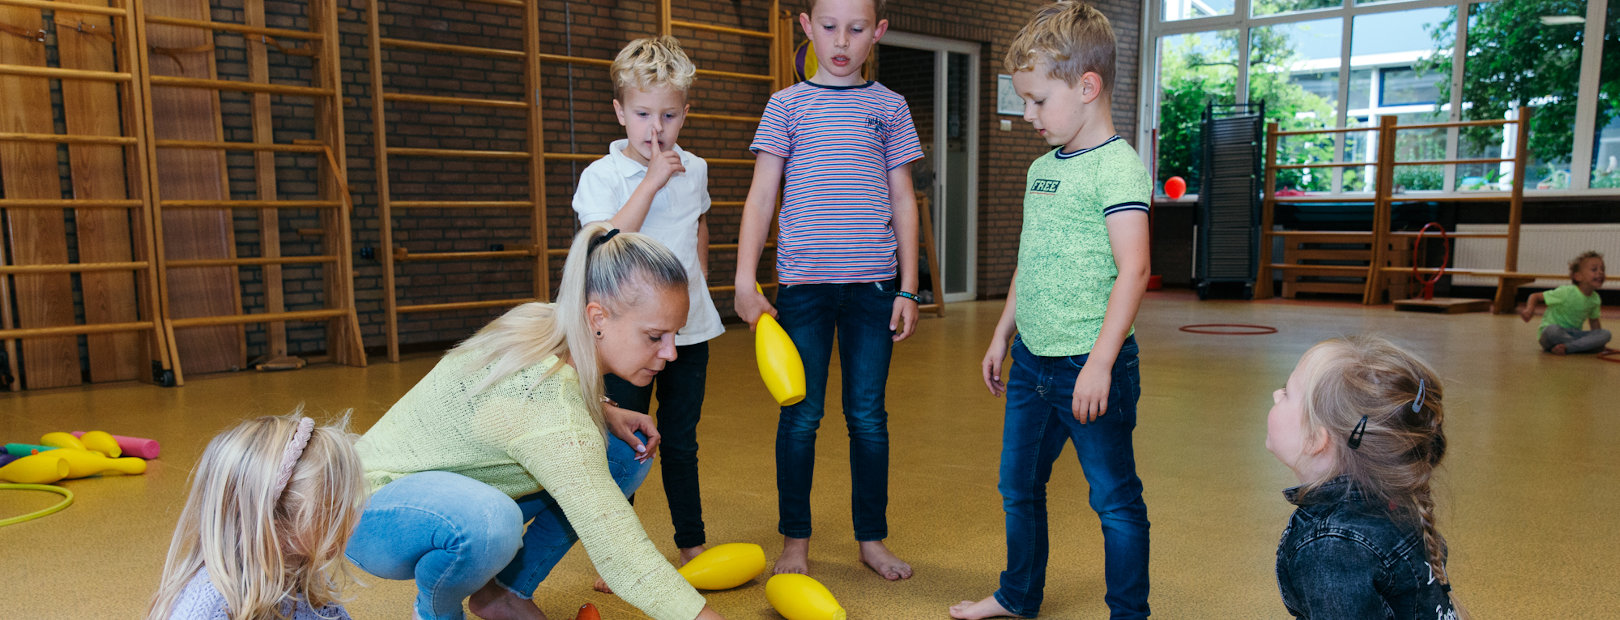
[467,579,548,620]
[1552,344,1568,355]
[773,536,810,575]
[858,540,913,580]
[591,576,613,594]
[678,544,709,566]
[949,595,1017,619]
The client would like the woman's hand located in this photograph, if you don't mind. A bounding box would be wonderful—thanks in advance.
[603,401,661,462]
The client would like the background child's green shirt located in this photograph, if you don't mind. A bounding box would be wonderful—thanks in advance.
[1014,136,1151,357]
[1539,283,1602,336]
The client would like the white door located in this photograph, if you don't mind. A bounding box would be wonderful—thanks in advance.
[879,32,980,303]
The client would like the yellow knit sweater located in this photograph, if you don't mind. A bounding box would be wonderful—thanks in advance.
[356,349,706,620]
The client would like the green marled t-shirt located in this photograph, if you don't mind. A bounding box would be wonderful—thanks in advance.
[1014,136,1151,356]
[1539,283,1602,336]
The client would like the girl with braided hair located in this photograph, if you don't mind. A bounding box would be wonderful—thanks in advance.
[1266,335,1466,619]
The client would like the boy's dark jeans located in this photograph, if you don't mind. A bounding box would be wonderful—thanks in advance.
[773,280,897,541]
[604,341,709,549]
[996,334,1150,619]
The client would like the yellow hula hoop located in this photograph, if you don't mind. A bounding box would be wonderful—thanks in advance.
[0,483,74,527]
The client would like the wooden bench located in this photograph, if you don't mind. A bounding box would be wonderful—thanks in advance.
[1377,267,1566,314]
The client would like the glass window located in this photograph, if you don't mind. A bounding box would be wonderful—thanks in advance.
[1155,31,1239,194]
[1390,110,1448,192]
[1162,0,1235,21]
[1592,0,1620,189]
[1251,18,1342,192]
[1456,0,1586,191]
[1254,0,1341,18]
[1378,67,1444,106]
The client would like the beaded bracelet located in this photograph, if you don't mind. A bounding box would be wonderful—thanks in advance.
[895,291,921,303]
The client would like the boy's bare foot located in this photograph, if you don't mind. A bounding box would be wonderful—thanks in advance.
[468,579,548,620]
[678,544,708,566]
[858,540,913,580]
[1552,344,1568,355]
[774,536,810,575]
[949,595,1017,619]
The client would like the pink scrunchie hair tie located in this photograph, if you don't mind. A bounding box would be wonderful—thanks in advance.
[272,417,315,499]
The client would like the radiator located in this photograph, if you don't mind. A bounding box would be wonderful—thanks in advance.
[1452,224,1620,290]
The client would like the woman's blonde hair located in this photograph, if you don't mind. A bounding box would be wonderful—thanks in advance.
[612,36,696,99]
[148,410,365,620]
[1004,1,1116,91]
[1296,335,1452,584]
[451,222,687,428]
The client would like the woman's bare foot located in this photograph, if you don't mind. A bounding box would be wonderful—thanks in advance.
[467,579,548,620]
[678,544,709,566]
[949,595,1017,619]
[1552,344,1568,355]
[858,540,913,580]
[774,536,810,575]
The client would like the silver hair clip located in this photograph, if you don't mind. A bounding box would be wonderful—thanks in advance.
[1412,378,1426,413]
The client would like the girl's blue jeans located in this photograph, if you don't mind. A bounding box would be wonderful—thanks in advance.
[773,280,896,541]
[345,433,652,620]
[995,335,1149,619]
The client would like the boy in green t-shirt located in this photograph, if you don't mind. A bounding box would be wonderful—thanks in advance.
[1520,251,1609,354]
[953,3,1152,619]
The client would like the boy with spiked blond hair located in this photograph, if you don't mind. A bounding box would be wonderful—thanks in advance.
[573,35,726,574]
[952,2,1153,619]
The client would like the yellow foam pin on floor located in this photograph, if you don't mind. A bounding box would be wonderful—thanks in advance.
[1,292,1617,618]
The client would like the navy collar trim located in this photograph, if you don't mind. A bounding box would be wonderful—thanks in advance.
[1055,135,1123,159]
[1283,475,1367,507]
[804,79,875,90]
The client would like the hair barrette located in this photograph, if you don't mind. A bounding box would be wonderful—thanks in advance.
[1347,414,1369,449]
[1411,378,1426,413]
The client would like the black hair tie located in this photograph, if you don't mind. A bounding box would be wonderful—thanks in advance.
[588,228,620,253]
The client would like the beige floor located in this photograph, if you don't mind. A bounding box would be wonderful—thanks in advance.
[2,291,1617,618]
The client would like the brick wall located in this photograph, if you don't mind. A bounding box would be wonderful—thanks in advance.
[202,0,1141,357]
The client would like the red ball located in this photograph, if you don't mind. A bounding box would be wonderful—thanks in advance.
[1165,176,1187,200]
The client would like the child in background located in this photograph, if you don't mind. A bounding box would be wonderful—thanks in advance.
[733,0,924,581]
[1520,251,1609,354]
[953,2,1153,618]
[573,35,725,568]
[1266,336,1464,619]
[148,412,365,620]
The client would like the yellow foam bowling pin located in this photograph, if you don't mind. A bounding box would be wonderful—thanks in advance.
[39,432,86,451]
[77,431,122,458]
[0,453,70,484]
[766,573,846,620]
[677,543,765,590]
[754,284,806,406]
[52,448,146,479]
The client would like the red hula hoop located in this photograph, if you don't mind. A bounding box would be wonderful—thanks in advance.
[1178,323,1279,335]
[1598,349,1620,364]
[1411,222,1451,290]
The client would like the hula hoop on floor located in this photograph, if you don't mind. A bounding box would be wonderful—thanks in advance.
[1178,324,1279,335]
[1599,349,1620,364]
[0,483,74,527]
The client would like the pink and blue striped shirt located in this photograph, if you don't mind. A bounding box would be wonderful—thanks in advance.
[750,80,924,285]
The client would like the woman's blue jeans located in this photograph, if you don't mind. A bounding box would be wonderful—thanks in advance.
[345,433,653,620]
[773,280,896,541]
[995,335,1149,619]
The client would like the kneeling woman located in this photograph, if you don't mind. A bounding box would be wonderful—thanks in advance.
[348,223,724,620]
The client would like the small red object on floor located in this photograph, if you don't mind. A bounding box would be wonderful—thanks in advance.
[576,603,601,620]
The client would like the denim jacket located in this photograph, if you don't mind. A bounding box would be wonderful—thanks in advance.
[1276,476,1458,620]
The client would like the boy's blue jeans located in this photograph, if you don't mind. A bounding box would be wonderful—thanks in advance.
[345,433,652,620]
[774,280,896,541]
[996,335,1149,619]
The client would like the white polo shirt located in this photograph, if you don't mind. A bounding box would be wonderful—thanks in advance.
[572,139,724,346]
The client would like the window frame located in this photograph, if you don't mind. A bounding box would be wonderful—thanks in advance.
[1141,0,1618,196]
